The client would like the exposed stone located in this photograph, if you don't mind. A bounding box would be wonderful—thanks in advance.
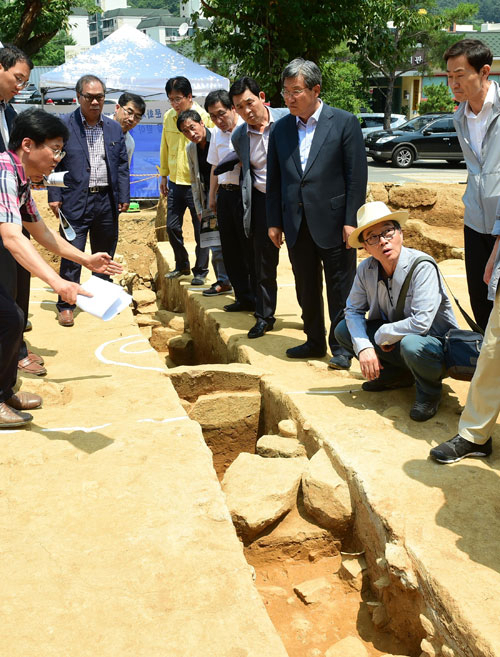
[389,186,437,208]
[149,326,178,351]
[325,635,369,657]
[368,184,389,204]
[419,614,435,637]
[135,301,158,314]
[167,333,195,366]
[302,448,353,533]
[189,391,260,431]
[385,543,418,590]
[256,434,306,458]
[374,575,390,589]
[169,314,186,332]
[293,577,332,604]
[451,247,464,259]
[132,288,157,307]
[155,309,176,326]
[222,453,307,540]
[339,556,367,591]
[372,604,389,628]
[420,638,436,657]
[278,419,297,437]
[136,315,161,327]
[441,647,455,657]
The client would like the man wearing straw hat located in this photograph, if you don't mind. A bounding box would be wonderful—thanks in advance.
[335,201,459,422]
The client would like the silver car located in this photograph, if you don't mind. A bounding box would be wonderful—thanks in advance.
[357,113,407,137]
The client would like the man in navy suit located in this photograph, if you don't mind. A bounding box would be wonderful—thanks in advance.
[267,58,367,367]
[230,77,288,338]
[48,74,129,327]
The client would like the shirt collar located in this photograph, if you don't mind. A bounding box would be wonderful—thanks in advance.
[8,150,29,185]
[296,99,323,127]
[247,106,273,134]
[80,109,103,127]
[465,83,495,119]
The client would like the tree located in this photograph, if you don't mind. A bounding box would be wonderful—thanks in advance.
[418,83,455,113]
[32,30,75,66]
[193,0,365,106]
[0,0,99,57]
[128,0,180,15]
[321,45,369,114]
[352,0,477,129]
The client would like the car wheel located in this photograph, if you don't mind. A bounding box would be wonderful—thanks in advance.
[392,146,414,168]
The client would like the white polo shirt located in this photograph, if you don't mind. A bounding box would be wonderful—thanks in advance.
[207,116,243,185]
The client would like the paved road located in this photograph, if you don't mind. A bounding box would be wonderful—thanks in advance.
[367,157,468,184]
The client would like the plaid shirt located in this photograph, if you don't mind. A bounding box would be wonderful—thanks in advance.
[80,110,109,187]
[0,151,41,226]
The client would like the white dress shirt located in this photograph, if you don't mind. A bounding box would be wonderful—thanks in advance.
[0,101,11,149]
[247,107,274,193]
[296,100,323,170]
[207,116,243,185]
[465,82,495,161]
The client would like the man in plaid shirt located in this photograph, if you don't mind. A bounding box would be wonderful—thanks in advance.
[0,108,122,428]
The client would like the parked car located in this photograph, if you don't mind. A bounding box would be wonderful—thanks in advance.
[11,84,41,104]
[357,113,407,137]
[43,89,77,105]
[364,113,463,168]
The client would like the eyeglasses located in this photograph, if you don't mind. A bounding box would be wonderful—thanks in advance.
[14,75,29,90]
[281,88,308,99]
[43,144,66,160]
[168,96,186,105]
[120,105,143,122]
[363,226,397,246]
[80,93,105,102]
[209,109,229,120]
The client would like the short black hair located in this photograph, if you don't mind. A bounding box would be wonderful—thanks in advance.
[118,92,145,115]
[165,76,192,97]
[75,74,106,95]
[205,89,232,112]
[9,108,69,151]
[176,109,203,132]
[229,77,261,103]
[0,44,33,71]
[444,39,493,73]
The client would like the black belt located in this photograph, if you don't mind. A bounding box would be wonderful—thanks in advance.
[88,185,109,193]
[220,184,240,191]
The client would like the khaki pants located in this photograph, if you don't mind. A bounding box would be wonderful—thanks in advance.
[459,288,500,444]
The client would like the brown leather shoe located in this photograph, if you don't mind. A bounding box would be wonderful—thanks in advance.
[6,391,42,411]
[0,402,33,428]
[18,354,47,376]
[27,351,44,365]
[58,309,74,327]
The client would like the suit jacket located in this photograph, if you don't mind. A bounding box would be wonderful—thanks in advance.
[266,103,367,249]
[48,109,129,221]
[0,103,17,152]
[186,127,213,215]
[231,106,288,237]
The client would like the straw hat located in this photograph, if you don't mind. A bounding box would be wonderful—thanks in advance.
[349,201,409,248]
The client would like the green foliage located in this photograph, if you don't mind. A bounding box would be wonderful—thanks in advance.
[128,0,179,15]
[320,46,369,114]
[419,83,455,112]
[31,30,75,66]
[0,0,100,57]
[193,0,365,106]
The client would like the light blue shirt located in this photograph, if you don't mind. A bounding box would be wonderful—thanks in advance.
[296,100,323,170]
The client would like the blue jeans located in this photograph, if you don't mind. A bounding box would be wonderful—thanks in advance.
[210,244,230,286]
[335,319,446,402]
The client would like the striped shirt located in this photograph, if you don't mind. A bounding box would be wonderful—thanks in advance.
[80,110,108,187]
[0,151,41,225]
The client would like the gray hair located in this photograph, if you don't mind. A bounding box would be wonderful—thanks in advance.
[281,58,322,89]
[75,74,106,95]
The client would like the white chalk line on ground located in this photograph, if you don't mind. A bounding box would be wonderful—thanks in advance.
[40,416,190,433]
[95,335,166,372]
[289,389,356,395]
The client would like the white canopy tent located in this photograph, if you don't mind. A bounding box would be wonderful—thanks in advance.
[39,25,229,97]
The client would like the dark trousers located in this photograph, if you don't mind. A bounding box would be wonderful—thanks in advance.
[0,283,24,403]
[0,229,30,360]
[216,187,254,306]
[249,189,279,323]
[287,218,356,355]
[464,225,496,331]
[57,189,117,312]
[167,180,209,278]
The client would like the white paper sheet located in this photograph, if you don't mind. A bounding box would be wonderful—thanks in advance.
[76,276,132,321]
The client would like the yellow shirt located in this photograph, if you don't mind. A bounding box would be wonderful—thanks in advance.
[158,101,213,184]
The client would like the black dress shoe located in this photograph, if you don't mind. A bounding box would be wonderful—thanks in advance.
[248,319,273,339]
[328,354,352,370]
[223,300,255,312]
[286,343,326,359]
[165,269,190,279]
[410,398,440,422]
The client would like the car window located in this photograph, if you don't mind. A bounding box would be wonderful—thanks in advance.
[399,116,434,132]
[427,119,451,133]
[365,117,384,128]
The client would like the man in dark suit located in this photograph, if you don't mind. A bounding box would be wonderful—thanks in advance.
[230,77,288,338]
[0,45,46,375]
[267,58,367,367]
[48,74,129,327]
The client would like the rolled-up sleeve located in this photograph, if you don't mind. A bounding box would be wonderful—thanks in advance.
[345,272,374,356]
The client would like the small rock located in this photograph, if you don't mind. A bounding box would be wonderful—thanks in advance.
[150,326,178,351]
[450,247,464,260]
[441,647,455,657]
[256,434,307,458]
[419,613,435,637]
[420,638,436,657]
[302,449,353,533]
[132,288,156,307]
[278,419,297,437]
[293,577,332,605]
[339,556,367,591]
[385,543,418,590]
[325,635,369,657]
[167,333,195,365]
[169,315,186,332]
[372,604,389,628]
[136,315,161,327]
[136,301,158,314]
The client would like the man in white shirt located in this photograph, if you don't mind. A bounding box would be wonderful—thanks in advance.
[445,39,500,330]
[112,92,145,166]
